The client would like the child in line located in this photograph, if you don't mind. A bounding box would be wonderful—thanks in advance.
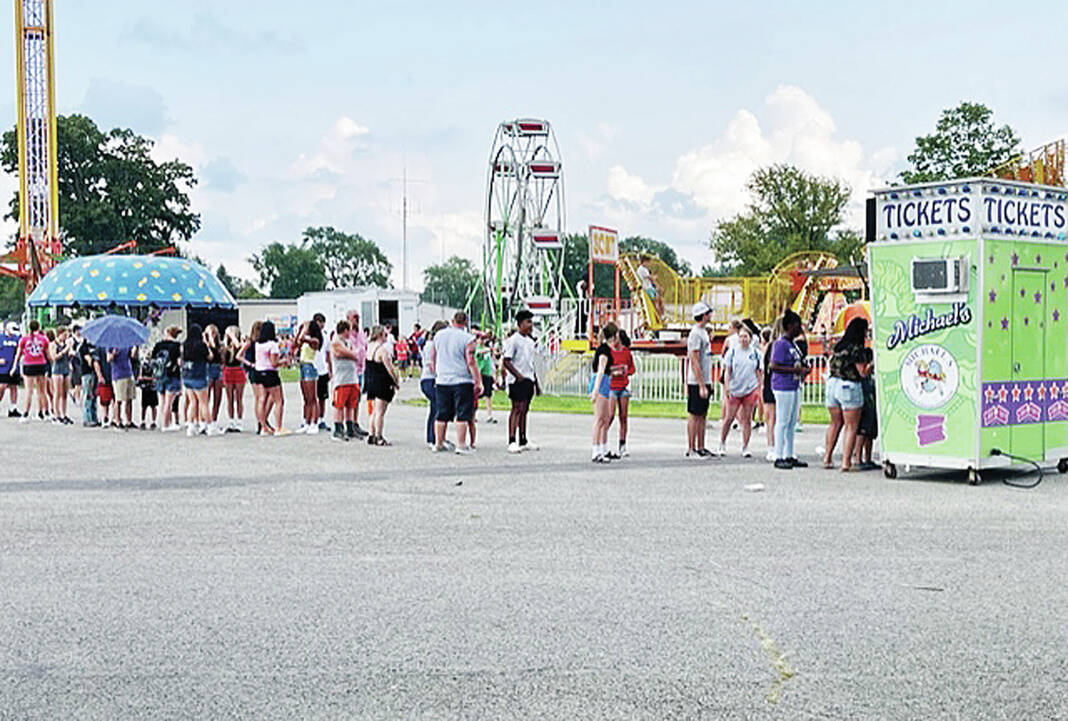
[855,347,879,471]
[137,354,159,429]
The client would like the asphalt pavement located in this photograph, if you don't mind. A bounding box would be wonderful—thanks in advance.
[1,380,1066,720]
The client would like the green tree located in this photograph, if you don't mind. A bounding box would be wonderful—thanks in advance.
[709,164,856,275]
[216,264,239,296]
[303,226,392,288]
[422,256,482,316]
[901,102,1021,183]
[250,242,326,298]
[620,236,692,276]
[0,114,200,256]
[0,275,24,320]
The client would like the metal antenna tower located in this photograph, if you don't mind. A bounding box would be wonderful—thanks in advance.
[390,161,427,290]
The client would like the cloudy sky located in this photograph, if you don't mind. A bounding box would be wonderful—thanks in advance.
[2,1,1067,290]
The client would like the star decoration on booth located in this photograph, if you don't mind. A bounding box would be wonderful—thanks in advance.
[1038,384,1047,401]
[989,289,997,303]
[1024,317,1030,326]
[1035,291,1043,303]
[1062,382,1068,398]
[985,387,996,403]
[1036,253,1043,264]
[1053,385,1061,399]
[1012,253,1019,266]
[998,386,1009,402]
[1055,310,1061,323]
[1063,276,1068,288]
[989,254,995,264]
[1001,317,1009,330]
[1012,386,1022,401]
[1020,288,1026,297]
[1024,384,1035,401]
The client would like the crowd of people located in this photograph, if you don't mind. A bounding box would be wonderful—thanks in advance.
[0,305,876,469]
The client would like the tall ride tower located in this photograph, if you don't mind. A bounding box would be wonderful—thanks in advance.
[9,0,58,291]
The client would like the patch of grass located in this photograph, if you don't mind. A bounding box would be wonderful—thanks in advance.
[405,390,830,424]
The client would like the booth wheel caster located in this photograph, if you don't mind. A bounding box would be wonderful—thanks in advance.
[968,468,982,485]
[883,462,897,479]
[1058,458,1068,474]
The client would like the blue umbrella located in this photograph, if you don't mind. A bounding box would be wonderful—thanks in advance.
[81,315,150,348]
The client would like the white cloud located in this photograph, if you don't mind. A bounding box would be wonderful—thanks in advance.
[290,116,371,178]
[596,85,897,269]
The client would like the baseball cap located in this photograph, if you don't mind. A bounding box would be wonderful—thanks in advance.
[692,301,711,319]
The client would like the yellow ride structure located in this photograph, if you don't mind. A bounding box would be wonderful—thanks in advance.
[618,250,862,335]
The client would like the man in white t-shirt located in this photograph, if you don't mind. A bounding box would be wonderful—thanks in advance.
[686,301,715,459]
[501,309,539,454]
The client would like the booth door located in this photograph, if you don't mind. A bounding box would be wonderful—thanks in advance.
[1011,269,1047,460]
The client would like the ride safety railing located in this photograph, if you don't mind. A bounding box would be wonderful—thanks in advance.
[538,350,829,406]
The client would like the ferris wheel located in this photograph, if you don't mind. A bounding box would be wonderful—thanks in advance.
[483,118,566,336]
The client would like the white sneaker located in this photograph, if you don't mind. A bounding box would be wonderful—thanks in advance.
[19,416,30,424]
[305,424,319,435]
[716,444,727,457]
[455,445,475,455]
[507,441,522,454]
[765,448,776,462]
[618,445,629,457]
[741,445,752,458]
[520,441,539,451]
[186,424,196,437]
[205,425,220,437]
[297,422,307,433]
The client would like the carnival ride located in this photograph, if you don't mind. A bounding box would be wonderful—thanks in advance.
[482,119,566,338]
[0,0,59,293]
[989,138,1066,187]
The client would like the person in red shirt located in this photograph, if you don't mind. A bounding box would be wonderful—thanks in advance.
[12,319,50,422]
[394,336,410,377]
[607,330,636,458]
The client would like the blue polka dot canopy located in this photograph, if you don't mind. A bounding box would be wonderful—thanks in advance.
[27,255,237,309]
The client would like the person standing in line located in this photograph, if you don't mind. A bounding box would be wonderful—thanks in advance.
[501,310,539,454]
[761,322,781,461]
[853,347,879,471]
[794,330,810,433]
[204,325,224,429]
[240,321,263,432]
[50,326,74,424]
[220,326,246,431]
[432,311,482,455]
[136,348,159,429]
[294,318,322,434]
[822,317,869,472]
[768,310,810,470]
[108,344,138,430]
[364,325,399,446]
[152,325,183,432]
[0,322,20,417]
[419,320,447,450]
[182,324,214,436]
[13,320,50,423]
[329,319,361,442]
[608,329,635,457]
[312,313,330,432]
[344,310,369,438]
[685,302,715,459]
[475,331,498,424]
[78,330,99,427]
[92,343,113,428]
[718,325,763,457]
[69,324,83,407]
[255,320,290,437]
[588,322,618,463]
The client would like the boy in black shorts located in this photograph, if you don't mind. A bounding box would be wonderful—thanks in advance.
[855,347,878,470]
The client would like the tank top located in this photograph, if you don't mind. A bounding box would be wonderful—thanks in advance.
[299,340,317,364]
[333,348,358,386]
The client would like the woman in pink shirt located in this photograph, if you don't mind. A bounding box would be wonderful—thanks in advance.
[12,319,50,421]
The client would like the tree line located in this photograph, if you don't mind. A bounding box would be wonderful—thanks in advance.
[0,102,1024,316]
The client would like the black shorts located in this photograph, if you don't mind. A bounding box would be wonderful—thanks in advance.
[317,373,330,401]
[22,364,46,377]
[436,383,475,423]
[247,368,261,385]
[259,370,281,389]
[141,386,159,408]
[0,373,14,385]
[480,374,494,398]
[687,384,710,417]
[858,401,878,439]
[508,378,535,404]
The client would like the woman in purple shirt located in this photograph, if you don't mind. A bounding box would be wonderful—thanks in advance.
[767,310,810,470]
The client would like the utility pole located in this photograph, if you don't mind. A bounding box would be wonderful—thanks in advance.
[391,161,427,291]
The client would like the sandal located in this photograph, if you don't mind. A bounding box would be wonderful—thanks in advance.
[375,436,392,447]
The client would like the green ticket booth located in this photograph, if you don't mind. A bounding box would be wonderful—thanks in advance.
[868,178,1068,483]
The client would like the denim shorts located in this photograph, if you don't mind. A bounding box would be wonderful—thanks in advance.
[184,376,208,391]
[207,363,222,382]
[609,387,631,399]
[156,377,181,394]
[587,375,611,399]
[825,376,864,410]
[300,362,319,381]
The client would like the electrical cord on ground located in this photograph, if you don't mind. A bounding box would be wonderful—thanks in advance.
[989,449,1044,489]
